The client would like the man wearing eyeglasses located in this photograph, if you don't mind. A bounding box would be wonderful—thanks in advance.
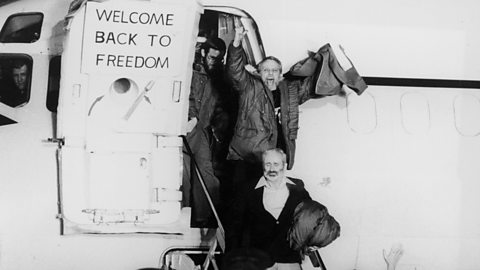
[184,36,235,228]
[224,25,313,198]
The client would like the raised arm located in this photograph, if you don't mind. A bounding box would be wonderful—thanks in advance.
[226,24,254,92]
[383,243,404,270]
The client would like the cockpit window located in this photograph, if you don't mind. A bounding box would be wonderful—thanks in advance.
[0,13,43,43]
[0,54,32,107]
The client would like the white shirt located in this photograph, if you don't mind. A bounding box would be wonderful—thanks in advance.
[255,176,295,220]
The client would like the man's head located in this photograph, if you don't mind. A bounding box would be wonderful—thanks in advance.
[201,37,226,72]
[12,60,28,91]
[258,56,282,91]
[262,148,287,183]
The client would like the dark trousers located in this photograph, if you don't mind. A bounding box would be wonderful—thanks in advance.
[182,128,220,228]
[222,159,263,213]
[223,159,263,249]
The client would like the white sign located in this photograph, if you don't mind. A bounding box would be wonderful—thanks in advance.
[82,1,185,75]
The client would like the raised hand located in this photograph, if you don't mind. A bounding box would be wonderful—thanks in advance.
[233,17,247,47]
[383,243,404,270]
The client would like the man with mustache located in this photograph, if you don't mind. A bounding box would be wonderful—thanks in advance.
[224,24,313,200]
[226,148,311,270]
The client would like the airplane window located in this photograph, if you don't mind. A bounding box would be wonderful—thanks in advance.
[400,92,431,135]
[0,13,43,43]
[0,54,32,107]
[346,91,378,134]
[453,93,480,137]
[46,56,61,112]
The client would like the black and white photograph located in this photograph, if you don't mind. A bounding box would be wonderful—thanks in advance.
[0,0,479,269]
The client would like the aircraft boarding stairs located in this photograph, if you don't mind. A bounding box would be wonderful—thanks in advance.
[158,136,225,270]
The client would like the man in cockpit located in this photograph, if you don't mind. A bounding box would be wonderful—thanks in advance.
[0,59,30,107]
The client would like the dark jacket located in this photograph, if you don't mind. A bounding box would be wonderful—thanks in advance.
[189,64,222,129]
[186,64,234,226]
[288,43,367,96]
[187,64,234,149]
[288,200,341,258]
[0,79,28,107]
[226,177,312,264]
[226,44,312,169]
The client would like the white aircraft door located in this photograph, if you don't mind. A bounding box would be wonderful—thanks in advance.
[56,0,201,234]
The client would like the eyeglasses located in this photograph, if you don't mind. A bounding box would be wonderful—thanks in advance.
[206,54,224,63]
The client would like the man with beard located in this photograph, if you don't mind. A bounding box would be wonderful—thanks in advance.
[226,148,311,270]
[184,37,235,227]
[225,24,312,198]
